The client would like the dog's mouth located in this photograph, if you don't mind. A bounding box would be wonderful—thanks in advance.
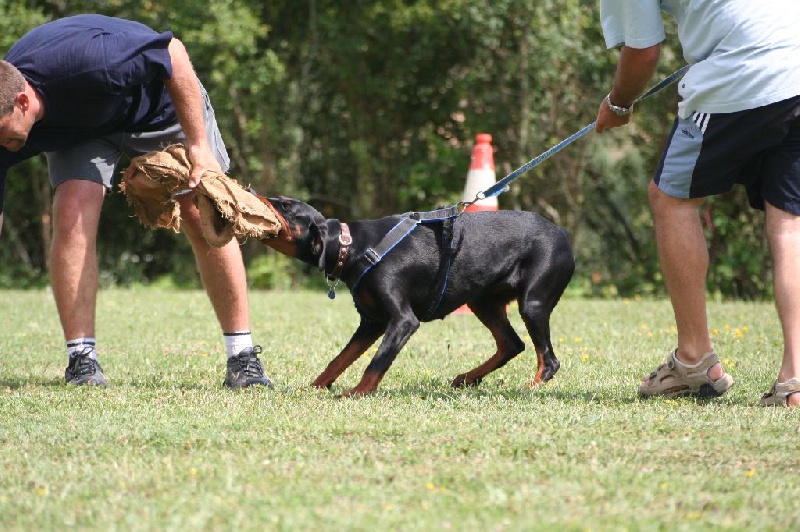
[259,196,293,241]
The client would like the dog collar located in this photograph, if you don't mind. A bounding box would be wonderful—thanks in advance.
[328,222,351,280]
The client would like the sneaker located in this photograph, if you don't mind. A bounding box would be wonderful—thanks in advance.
[64,348,108,387]
[223,345,274,389]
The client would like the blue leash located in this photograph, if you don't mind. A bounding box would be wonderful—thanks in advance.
[470,65,690,204]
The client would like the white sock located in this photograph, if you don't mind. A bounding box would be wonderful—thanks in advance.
[67,337,97,361]
[224,331,253,358]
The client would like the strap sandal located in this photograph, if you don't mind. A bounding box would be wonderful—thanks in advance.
[759,378,800,407]
[638,350,734,398]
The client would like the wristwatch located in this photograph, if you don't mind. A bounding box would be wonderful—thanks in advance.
[605,93,633,116]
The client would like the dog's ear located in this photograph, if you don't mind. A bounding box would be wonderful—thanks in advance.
[309,222,328,271]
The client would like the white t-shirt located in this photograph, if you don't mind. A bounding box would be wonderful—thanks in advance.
[600,0,800,118]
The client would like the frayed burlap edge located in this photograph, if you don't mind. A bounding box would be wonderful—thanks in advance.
[120,144,282,247]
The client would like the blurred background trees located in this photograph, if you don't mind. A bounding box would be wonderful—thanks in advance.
[0,0,770,298]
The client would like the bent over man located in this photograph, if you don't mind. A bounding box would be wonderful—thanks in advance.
[0,14,272,389]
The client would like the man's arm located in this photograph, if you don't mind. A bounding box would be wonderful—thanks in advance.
[595,44,662,133]
[163,38,221,187]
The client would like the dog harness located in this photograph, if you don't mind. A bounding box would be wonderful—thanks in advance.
[334,205,460,320]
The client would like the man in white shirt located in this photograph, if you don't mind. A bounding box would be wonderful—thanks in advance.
[595,0,800,407]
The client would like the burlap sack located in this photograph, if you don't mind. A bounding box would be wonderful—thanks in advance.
[119,144,189,232]
[120,144,282,247]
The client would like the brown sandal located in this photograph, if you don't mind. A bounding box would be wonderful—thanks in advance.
[638,350,734,398]
[759,379,800,407]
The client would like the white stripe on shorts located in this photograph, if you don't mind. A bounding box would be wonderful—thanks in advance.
[692,112,710,134]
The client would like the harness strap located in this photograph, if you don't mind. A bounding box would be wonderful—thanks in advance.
[410,205,460,222]
[421,213,459,320]
[345,217,419,288]
[344,206,461,297]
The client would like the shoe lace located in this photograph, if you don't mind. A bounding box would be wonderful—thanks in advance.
[233,345,265,378]
[68,348,98,377]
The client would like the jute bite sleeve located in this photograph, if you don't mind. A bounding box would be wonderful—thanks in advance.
[120,144,283,247]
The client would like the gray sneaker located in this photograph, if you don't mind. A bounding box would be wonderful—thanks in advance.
[223,345,274,389]
[64,348,108,387]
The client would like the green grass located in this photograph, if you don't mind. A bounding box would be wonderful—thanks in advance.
[0,288,797,531]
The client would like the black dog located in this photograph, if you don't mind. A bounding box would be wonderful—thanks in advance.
[258,195,575,396]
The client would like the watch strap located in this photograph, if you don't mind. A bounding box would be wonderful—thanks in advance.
[606,93,632,116]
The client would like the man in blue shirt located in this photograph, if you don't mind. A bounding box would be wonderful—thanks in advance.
[0,15,272,389]
[596,0,800,407]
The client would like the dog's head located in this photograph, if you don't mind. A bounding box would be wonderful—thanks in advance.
[263,196,331,270]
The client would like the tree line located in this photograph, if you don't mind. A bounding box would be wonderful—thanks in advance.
[0,0,771,299]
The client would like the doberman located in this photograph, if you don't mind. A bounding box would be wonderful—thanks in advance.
[258,195,575,397]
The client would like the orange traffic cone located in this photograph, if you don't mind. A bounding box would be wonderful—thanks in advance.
[455,133,498,315]
[461,133,498,212]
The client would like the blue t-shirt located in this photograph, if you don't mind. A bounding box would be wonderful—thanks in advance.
[0,14,178,211]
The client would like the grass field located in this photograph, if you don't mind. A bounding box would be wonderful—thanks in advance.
[0,288,797,530]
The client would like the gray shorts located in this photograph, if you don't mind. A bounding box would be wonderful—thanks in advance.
[654,95,800,213]
[46,85,230,191]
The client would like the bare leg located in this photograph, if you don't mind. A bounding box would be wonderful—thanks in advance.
[176,192,250,332]
[648,182,723,379]
[50,180,105,340]
[765,202,800,407]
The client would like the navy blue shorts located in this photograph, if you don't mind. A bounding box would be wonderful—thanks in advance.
[654,95,800,214]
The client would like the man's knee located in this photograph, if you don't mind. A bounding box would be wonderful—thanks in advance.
[52,180,105,233]
[648,180,702,215]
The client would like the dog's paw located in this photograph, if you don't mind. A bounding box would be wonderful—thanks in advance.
[451,374,482,388]
[530,358,560,386]
[341,387,373,398]
[311,377,334,390]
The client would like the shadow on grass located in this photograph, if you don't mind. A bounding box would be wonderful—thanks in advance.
[0,377,223,392]
[312,381,641,405]
[1,377,66,390]
[310,378,751,407]
[1,377,748,408]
